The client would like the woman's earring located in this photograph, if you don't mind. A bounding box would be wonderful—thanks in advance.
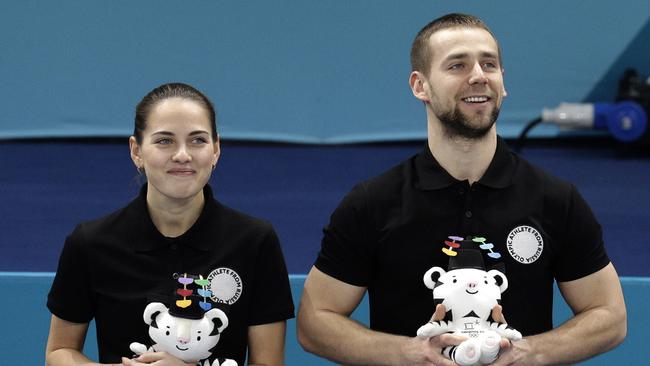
[137,166,145,175]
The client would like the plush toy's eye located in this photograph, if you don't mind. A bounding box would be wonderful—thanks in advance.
[484,280,488,284]
[197,336,201,341]
[453,279,457,283]
[165,331,170,336]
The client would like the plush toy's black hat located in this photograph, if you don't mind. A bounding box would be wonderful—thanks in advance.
[444,236,505,273]
[448,239,486,271]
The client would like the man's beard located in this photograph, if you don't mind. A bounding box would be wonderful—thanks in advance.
[437,106,500,139]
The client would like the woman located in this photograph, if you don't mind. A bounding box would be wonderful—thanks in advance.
[46,83,294,366]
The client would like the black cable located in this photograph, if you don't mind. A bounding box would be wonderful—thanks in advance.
[514,116,542,152]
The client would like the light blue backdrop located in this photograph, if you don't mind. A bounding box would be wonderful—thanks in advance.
[3,273,648,365]
[1,1,649,142]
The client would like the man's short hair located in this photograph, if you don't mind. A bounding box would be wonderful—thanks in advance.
[410,13,501,75]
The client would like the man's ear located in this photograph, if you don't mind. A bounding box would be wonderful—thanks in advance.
[409,71,430,103]
[129,136,143,169]
[501,68,508,98]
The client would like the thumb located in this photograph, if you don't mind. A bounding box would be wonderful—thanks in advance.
[491,304,507,323]
[430,303,447,321]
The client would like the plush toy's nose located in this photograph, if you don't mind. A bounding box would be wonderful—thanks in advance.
[467,282,478,289]
[178,337,190,344]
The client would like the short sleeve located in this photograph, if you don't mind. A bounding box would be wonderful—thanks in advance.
[248,227,295,325]
[47,224,94,323]
[315,183,374,286]
[553,185,610,282]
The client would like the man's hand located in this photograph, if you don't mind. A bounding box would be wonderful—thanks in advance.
[399,304,466,366]
[491,305,516,349]
[121,352,196,366]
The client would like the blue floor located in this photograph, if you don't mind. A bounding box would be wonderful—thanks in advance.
[1,139,649,276]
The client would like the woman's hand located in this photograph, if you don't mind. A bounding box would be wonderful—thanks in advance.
[121,352,197,366]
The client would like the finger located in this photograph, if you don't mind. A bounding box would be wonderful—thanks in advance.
[133,351,166,363]
[491,304,507,323]
[429,332,468,348]
[430,304,447,321]
[121,357,140,366]
[432,355,461,366]
[499,337,512,349]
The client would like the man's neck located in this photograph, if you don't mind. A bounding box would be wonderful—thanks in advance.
[427,123,497,185]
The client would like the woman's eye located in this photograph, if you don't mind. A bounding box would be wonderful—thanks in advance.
[192,137,208,144]
[155,138,172,145]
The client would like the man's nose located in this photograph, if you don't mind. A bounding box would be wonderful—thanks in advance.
[468,63,488,85]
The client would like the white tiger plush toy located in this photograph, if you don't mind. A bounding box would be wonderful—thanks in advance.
[417,237,522,366]
[130,302,238,366]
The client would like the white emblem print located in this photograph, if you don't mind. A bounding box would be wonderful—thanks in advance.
[207,267,243,305]
[506,225,544,264]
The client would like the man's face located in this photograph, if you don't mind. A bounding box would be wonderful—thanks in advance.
[423,27,506,139]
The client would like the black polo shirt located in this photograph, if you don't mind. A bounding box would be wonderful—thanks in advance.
[315,137,609,337]
[48,185,294,364]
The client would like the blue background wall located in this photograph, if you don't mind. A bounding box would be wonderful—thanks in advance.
[2,1,649,142]
[3,274,648,365]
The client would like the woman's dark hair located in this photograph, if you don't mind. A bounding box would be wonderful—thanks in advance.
[134,82,218,143]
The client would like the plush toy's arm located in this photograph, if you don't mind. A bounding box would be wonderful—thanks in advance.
[129,342,154,356]
[416,319,453,338]
[206,359,237,366]
[218,359,238,366]
[488,321,523,341]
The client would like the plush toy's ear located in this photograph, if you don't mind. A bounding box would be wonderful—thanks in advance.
[423,267,446,289]
[205,308,229,336]
[487,269,509,293]
[143,302,168,328]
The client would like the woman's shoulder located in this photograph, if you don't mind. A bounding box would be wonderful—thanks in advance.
[72,196,144,240]
[211,199,275,234]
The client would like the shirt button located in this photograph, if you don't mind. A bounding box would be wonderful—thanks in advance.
[465,210,473,218]
[170,243,178,250]
[458,187,465,195]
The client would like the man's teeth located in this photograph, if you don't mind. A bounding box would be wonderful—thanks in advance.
[463,96,488,103]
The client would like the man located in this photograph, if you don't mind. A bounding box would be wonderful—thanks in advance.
[297,13,626,365]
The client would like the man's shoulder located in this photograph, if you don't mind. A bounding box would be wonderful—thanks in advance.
[513,154,575,198]
[352,153,416,200]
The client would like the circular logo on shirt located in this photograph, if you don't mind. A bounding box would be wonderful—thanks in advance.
[506,225,544,264]
[207,267,243,305]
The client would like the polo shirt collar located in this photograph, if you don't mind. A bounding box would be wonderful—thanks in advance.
[130,185,217,252]
[415,136,515,190]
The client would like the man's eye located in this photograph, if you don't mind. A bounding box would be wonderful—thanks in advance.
[483,62,497,69]
[449,64,464,70]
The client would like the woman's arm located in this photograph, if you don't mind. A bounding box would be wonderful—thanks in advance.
[45,314,99,366]
[247,321,287,366]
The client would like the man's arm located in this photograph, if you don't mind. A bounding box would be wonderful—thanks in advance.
[297,267,464,366]
[492,263,626,365]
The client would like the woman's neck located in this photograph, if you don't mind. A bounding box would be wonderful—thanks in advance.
[146,187,205,238]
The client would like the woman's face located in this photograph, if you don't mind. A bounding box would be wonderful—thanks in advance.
[130,97,220,204]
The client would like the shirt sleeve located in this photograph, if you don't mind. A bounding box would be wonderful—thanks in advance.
[247,226,295,325]
[553,184,611,282]
[47,224,95,323]
[314,183,374,287]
